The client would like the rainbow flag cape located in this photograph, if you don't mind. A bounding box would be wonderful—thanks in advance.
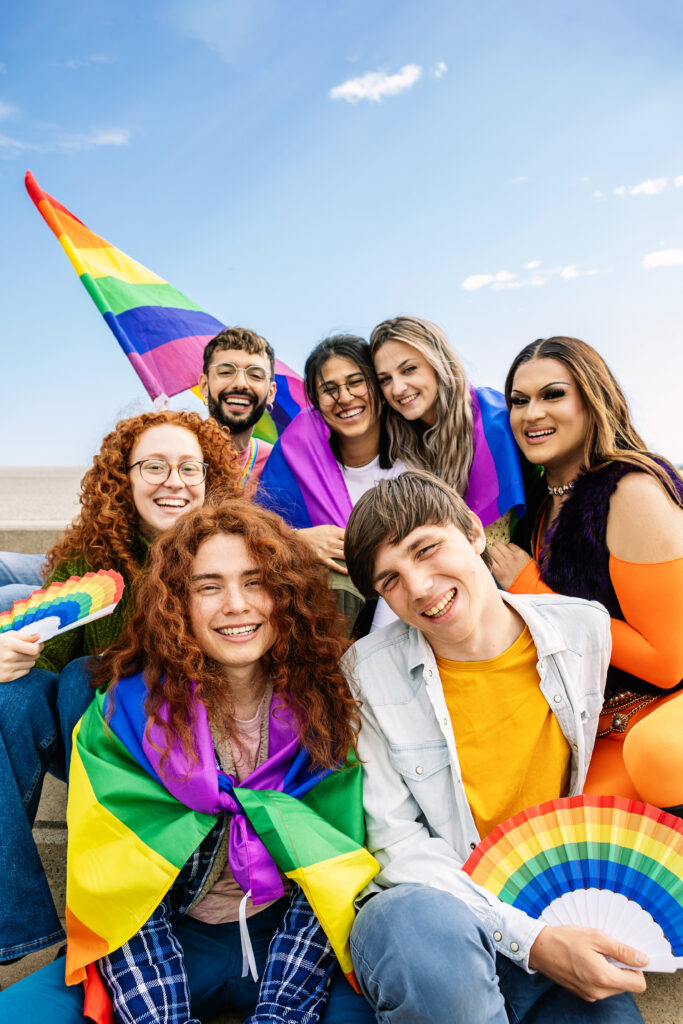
[258,388,526,529]
[24,171,306,442]
[66,674,378,1020]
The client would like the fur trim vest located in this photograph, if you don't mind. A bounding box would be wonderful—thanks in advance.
[537,460,683,698]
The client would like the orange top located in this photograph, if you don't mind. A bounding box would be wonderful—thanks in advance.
[509,555,683,689]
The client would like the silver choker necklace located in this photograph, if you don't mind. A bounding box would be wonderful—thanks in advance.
[547,480,575,496]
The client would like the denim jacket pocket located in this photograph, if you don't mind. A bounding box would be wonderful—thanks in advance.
[387,741,454,827]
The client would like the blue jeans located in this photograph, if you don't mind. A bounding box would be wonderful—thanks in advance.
[0,552,45,613]
[350,885,644,1024]
[0,907,376,1022]
[0,658,95,960]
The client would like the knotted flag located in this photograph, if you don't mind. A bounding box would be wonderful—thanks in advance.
[66,675,378,1021]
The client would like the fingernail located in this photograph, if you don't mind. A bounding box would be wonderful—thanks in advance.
[635,952,648,966]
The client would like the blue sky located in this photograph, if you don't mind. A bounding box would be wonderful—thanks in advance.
[1,0,681,465]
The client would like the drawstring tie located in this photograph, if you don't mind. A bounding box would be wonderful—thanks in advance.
[239,889,258,981]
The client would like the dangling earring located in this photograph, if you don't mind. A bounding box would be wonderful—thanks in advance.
[267,403,274,412]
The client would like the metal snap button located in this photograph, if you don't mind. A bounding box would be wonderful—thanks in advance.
[493,931,502,942]
[553,694,562,703]
[415,765,424,775]
[510,941,519,952]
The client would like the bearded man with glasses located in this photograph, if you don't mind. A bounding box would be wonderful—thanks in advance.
[198,327,277,489]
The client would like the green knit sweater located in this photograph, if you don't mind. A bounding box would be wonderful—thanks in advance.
[35,536,150,674]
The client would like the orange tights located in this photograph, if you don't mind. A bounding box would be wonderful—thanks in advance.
[584,690,683,807]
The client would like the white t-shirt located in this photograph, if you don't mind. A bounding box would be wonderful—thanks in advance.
[339,454,406,632]
[340,454,406,508]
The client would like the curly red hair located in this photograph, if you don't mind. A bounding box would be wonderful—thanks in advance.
[94,500,359,771]
[44,411,241,585]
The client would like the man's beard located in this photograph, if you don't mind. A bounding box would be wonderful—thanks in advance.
[207,387,270,434]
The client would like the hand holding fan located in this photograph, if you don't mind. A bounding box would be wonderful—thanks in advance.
[462,795,683,973]
[0,570,124,642]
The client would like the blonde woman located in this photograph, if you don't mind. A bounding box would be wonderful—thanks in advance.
[370,315,526,542]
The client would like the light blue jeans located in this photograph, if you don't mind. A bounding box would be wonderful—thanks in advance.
[350,885,644,1023]
[0,658,95,961]
[0,551,45,612]
[0,909,376,1023]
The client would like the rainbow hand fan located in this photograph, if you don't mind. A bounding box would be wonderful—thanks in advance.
[0,570,124,642]
[463,795,683,973]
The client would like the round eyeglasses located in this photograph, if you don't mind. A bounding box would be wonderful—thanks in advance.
[212,361,269,383]
[128,459,209,485]
[317,372,369,404]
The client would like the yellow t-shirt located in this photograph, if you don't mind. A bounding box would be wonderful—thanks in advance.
[436,626,570,839]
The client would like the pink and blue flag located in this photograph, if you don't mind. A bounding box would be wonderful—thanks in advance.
[258,387,525,529]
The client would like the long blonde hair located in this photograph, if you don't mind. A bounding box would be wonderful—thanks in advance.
[370,316,474,494]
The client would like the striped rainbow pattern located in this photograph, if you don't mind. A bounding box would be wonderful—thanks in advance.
[65,681,378,1021]
[0,569,124,642]
[24,172,306,440]
[463,795,683,957]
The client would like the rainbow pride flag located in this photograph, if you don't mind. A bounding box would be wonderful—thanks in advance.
[66,675,378,1020]
[258,387,526,529]
[24,172,306,441]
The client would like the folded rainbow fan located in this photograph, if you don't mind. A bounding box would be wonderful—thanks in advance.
[462,795,683,972]
[0,570,124,642]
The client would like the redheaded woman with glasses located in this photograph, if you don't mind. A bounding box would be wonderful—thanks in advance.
[258,336,405,633]
[0,410,240,968]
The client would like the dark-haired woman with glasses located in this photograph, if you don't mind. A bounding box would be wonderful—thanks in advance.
[0,411,241,968]
[258,336,405,633]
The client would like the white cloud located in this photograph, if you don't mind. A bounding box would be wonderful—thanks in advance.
[0,132,39,153]
[579,176,590,183]
[593,190,604,199]
[675,175,683,189]
[433,61,447,78]
[493,280,522,291]
[461,273,494,292]
[56,127,130,150]
[0,101,19,120]
[510,175,529,184]
[461,262,600,293]
[329,64,422,103]
[87,128,129,146]
[614,177,669,197]
[642,248,683,269]
[64,54,114,70]
[0,125,130,158]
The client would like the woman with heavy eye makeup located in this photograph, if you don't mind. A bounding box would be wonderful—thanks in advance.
[258,334,405,634]
[489,336,683,813]
[369,316,527,547]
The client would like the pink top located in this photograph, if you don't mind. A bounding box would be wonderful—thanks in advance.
[240,437,273,493]
[187,698,288,924]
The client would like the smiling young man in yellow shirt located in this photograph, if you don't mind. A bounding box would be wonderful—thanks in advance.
[342,471,647,1024]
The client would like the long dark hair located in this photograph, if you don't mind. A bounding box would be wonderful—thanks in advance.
[505,336,682,503]
[304,334,393,468]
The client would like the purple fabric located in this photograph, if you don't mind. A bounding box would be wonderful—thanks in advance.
[274,407,352,528]
[464,387,499,520]
[141,692,301,904]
